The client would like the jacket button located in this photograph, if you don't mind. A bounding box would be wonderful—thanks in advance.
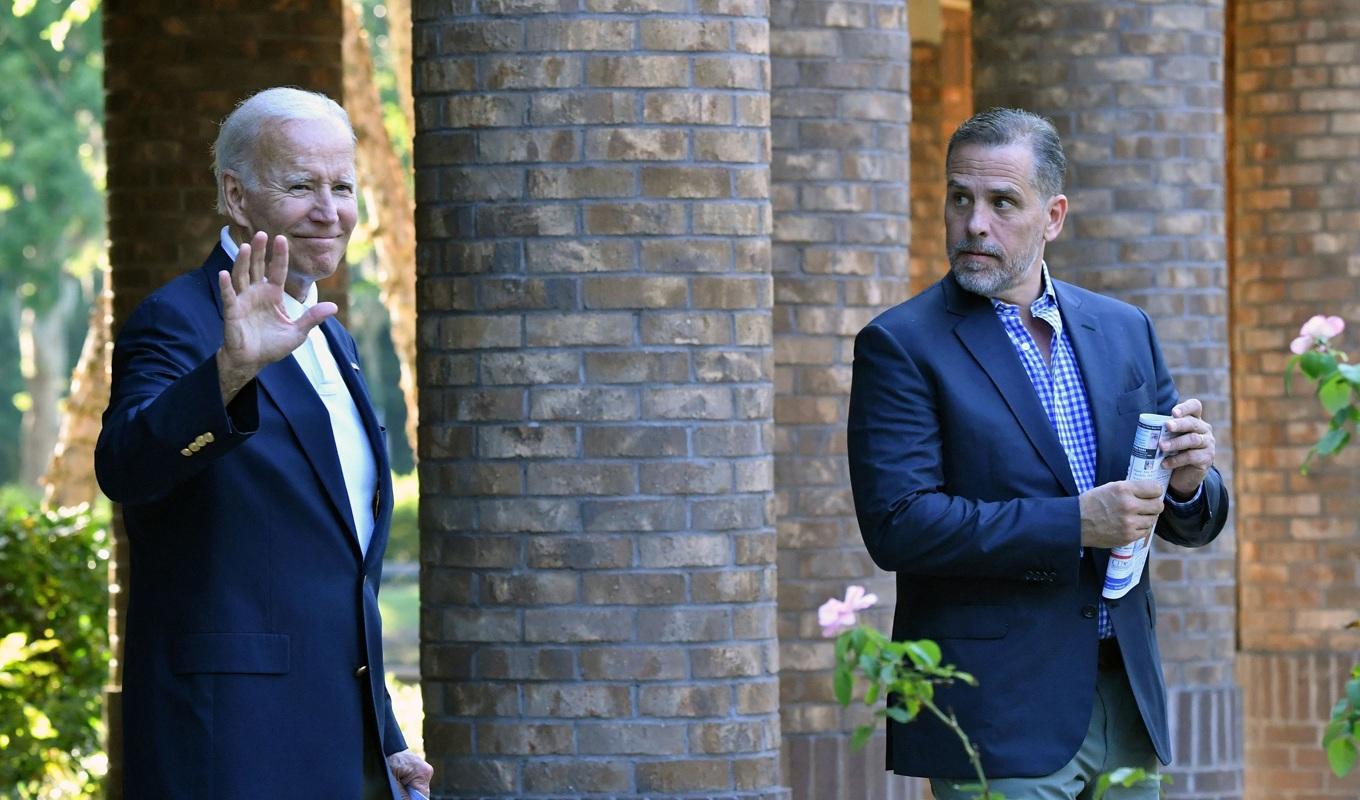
[1081,605,1097,619]
[355,665,369,678]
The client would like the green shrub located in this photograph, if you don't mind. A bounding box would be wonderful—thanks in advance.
[0,492,110,799]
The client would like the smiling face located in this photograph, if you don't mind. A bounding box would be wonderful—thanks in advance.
[223,116,357,300]
[945,141,1067,306]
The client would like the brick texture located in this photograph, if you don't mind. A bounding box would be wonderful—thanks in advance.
[974,2,1239,797]
[102,5,345,797]
[769,0,910,791]
[413,0,784,795]
[1231,2,1360,798]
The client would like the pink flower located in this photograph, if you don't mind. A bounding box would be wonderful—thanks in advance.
[818,585,879,638]
[1292,315,1346,354]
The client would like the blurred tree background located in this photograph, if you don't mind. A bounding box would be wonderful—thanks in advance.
[0,0,105,490]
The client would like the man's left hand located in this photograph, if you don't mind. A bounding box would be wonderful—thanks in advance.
[388,749,433,799]
[1161,398,1215,500]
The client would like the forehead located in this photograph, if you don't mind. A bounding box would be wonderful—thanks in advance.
[254,117,355,176]
[946,142,1037,192]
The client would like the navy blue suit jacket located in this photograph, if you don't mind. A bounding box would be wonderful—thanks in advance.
[847,272,1228,778]
[95,246,406,798]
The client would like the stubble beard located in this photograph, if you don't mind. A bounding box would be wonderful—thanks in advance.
[949,233,1045,300]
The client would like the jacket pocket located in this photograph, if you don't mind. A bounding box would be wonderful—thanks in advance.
[171,633,290,675]
[1116,381,1152,416]
[909,605,1009,640]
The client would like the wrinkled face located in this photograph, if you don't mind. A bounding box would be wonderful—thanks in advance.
[224,116,357,298]
[945,142,1066,303]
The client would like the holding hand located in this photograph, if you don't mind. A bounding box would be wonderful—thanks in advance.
[388,749,434,799]
[215,231,337,402]
[1079,479,1165,549]
[1160,398,1215,500]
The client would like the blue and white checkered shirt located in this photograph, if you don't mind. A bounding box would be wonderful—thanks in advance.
[991,264,1114,639]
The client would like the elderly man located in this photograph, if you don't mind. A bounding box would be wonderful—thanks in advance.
[847,108,1229,798]
[96,88,432,799]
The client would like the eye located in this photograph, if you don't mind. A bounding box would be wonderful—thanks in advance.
[993,197,1015,209]
[289,183,311,193]
[334,183,354,195]
[950,192,970,207]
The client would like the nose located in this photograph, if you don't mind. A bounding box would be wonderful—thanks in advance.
[966,206,990,239]
[310,187,339,225]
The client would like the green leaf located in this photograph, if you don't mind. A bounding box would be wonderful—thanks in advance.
[833,667,853,707]
[904,639,941,668]
[885,705,912,724]
[1327,735,1359,777]
[1318,427,1350,456]
[1339,363,1360,384]
[850,725,874,750]
[865,680,880,706]
[1302,350,1339,380]
[1320,376,1354,415]
[835,631,849,663]
[1091,774,1112,800]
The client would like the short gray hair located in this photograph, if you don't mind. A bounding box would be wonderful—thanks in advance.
[212,87,355,214]
[946,107,1066,198]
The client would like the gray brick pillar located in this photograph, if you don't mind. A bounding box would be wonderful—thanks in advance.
[411,2,785,797]
[769,0,914,793]
[973,1,1239,797]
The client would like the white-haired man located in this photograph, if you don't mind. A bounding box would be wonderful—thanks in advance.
[97,87,432,799]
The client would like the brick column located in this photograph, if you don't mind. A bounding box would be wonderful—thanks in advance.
[769,0,912,793]
[909,8,947,293]
[412,3,784,797]
[102,5,343,796]
[1231,2,1360,797]
[974,2,1239,797]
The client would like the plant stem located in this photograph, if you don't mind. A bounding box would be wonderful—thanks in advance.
[922,697,990,797]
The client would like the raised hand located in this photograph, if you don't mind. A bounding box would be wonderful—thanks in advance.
[215,231,337,402]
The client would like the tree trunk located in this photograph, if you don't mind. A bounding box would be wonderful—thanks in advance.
[41,276,112,509]
[19,278,78,489]
[387,0,415,136]
[343,0,419,464]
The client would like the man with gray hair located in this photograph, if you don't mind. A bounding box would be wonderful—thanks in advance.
[848,107,1229,797]
[97,87,432,799]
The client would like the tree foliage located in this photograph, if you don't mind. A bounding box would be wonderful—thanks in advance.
[0,490,110,798]
[0,0,105,484]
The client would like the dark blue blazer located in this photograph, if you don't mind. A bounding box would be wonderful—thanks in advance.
[95,246,407,799]
[847,272,1228,779]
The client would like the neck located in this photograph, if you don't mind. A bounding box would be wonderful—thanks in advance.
[993,260,1044,309]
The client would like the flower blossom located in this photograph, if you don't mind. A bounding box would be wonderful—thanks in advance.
[818,585,879,638]
[1291,315,1345,355]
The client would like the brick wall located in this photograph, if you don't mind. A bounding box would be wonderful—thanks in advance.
[973,1,1239,797]
[1231,1,1360,797]
[910,39,946,293]
[102,5,344,795]
[411,1,785,796]
[769,0,913,793]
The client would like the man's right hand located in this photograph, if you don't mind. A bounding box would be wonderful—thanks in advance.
[1078,479,1165,549]
[215,231,337,403]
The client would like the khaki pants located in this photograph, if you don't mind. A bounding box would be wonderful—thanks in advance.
[930,666,1161,800]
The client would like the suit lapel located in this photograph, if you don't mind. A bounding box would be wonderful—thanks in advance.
[256,356,362,551]
[319,319,393,570]
[945,275,1078,495]
[1055,282,1125,487]
[1055,281,1124,579]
